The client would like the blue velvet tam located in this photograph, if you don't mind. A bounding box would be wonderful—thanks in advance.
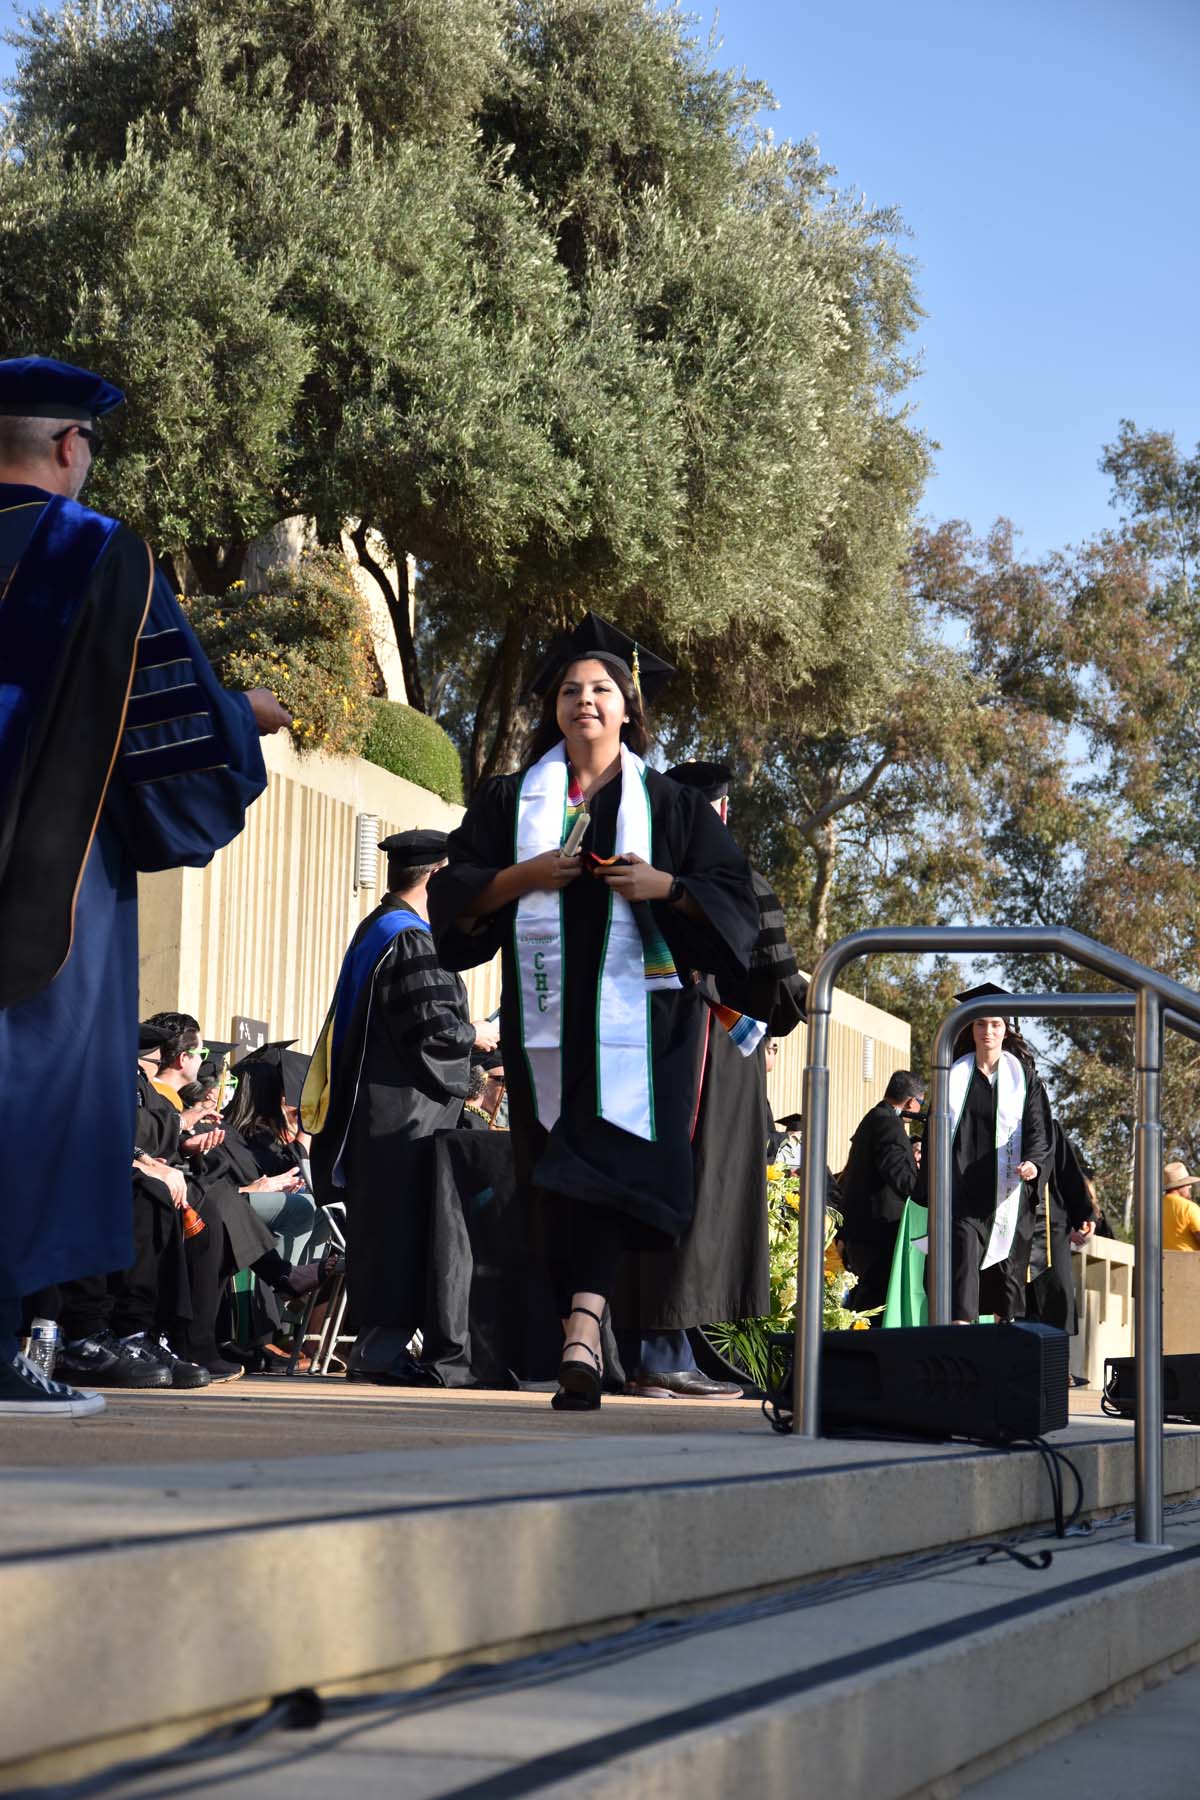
[0,356,125,421]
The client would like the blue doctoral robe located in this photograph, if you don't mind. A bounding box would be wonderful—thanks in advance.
[0,484,266,1306]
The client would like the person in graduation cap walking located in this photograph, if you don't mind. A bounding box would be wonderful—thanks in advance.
[302,829,498,1382]
[0,356,289,1418]
[428,615,760,1410]
[919,984,1052,1323]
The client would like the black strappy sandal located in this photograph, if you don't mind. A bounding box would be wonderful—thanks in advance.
[552,1304,603,1411]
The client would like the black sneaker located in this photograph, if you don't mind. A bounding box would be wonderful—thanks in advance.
[0,1353,106,1417]
[127,1334,211,1390]
[56,1329,172,1389]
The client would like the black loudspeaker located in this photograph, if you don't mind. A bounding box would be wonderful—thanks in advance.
[1104,1354,1200,1422]
[770,1322,1070,1441]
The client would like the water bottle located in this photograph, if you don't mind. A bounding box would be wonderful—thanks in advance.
[26,1318,60,1380]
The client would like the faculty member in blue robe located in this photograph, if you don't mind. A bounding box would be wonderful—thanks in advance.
[0,356,287,1414]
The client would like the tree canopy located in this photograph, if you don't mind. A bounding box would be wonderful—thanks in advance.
[1,0,928,778]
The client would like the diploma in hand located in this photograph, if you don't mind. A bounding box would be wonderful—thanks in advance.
[561,810,591,857]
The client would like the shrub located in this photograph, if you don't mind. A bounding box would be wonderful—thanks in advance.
[187,550,373,757]
[363,699,464,805]
[706,1174,879,1387]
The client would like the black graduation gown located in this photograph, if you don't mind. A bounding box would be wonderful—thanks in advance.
[938,1060,1051,1321]
[132,1072,193,1324]
[418,1125,564,1387]
[838,1100,920,1312]
[309,898,476,1332]
[1025,1118,1092,1333]
[428,767,759,1245]
[611,869,808,1331]
[189,1125,278,1273]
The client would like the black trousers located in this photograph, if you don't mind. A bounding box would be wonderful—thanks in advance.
[172,1218,226,1363]
[840,1225,899,1314]
[952,1216,1023,1322]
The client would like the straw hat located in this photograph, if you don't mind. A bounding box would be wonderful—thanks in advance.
[1163,1160,1200,1193]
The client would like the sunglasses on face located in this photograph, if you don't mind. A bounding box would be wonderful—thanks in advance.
[51,424,102,455]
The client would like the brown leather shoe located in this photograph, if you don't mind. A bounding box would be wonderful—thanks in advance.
[627,1369,743,1398]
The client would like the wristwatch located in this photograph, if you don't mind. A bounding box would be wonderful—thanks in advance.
[667,877,686,905]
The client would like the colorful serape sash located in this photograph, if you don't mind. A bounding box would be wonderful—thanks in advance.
[300,905,431,1167]
[710,1001,768,1058]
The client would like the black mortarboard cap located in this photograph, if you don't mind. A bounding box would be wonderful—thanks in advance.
[470,1048,505,1074]
[666,760,732,801]
[0,356,125,421]
[238,1039,308,1107]
[138,1021,172,1052]
[379,828,449,869]
[777,1113,804,1130]
[955,982,1012,1005]
[197,1039,236,1084]
[526,611,674,706]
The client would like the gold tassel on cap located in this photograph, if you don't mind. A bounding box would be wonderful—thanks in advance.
[631,642,642,699]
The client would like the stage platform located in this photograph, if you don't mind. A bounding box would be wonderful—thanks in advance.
[4,1381,1200,1798]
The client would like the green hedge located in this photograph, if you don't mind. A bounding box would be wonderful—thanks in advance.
[363,699,464,805]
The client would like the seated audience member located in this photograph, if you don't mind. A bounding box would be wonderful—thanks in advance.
[221,1042,331,1265]
[1163,1161,1200,1251]
[47,1025,215,1388]
[144,1012,327,1370]
[774,1113,804,1169]
[461,1052,506,1130]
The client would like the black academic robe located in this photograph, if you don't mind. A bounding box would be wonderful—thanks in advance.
[1025,1118,1092,1334]
[132,1071,193,1324]
[611,870,807,1331]
[923,1059,1051,1321]
[837,1100,921,1312]
[428,767,759,1245]
[197,1126,286,1272]
[418,1126,564,1387]
[309,897,476,1333]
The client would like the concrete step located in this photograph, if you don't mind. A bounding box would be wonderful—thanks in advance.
[2,1385,1199,1793]
[23,1507,1200,1799]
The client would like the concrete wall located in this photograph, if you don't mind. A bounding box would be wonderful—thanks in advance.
[137,735,905,1149]
[767,984,912,1170]
[137,733,479,1049]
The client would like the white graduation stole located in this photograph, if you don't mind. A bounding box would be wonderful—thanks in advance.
[513,742,673,1142]
[948,1049,1028,1269]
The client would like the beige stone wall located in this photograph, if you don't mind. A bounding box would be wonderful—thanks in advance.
[766,984,912,1171]
[138,738,904,1139]
[137,733,489,1047]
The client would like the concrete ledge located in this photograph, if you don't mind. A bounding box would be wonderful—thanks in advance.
[3,1419,1198,1777]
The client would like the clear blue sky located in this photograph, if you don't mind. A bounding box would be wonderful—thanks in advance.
[2,0,1197,558]
[696,0,1200,555]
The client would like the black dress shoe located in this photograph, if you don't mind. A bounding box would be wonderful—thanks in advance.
[347,1350,443,1387]
[627,1368,743,1398]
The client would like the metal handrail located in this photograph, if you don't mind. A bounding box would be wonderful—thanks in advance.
[794,925,1200,1547]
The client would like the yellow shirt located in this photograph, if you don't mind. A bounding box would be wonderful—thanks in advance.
[1164,1190,1200,1251]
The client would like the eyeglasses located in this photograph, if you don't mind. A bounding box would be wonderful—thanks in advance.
[51,424,102,455]
[185,1045,208,1061]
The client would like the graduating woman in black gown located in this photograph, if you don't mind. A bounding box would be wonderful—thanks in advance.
[428,616,759,1408]
[941,1007,1051,1322]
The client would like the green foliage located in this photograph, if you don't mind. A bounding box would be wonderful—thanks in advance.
[708,1176,877,1387]
[362,700,464,805]
[1,0,929,786]
[187,550,373,755]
